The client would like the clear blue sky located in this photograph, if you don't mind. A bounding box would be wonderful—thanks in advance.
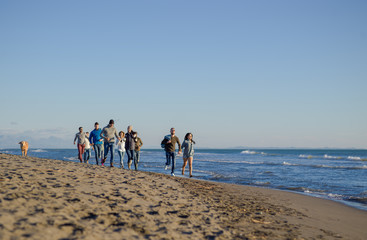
[0,0,366,148]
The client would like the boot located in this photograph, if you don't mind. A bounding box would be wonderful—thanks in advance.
[134,161,138,171]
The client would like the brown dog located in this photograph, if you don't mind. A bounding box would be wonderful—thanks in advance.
[19,141,29,157]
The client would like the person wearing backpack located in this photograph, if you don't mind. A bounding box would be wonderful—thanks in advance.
[161,128,182,176]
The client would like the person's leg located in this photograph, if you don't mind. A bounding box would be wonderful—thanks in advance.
[102,142,108,165]
[126,150,132,169]
[109,143,115,167]
[134,150,138,170]
[81,144,85,163]
[121,151,125,168]
[182,157,188,175]
[77,144,83,162]
[87,149,91,161]
[118,151,122,168]
[188,157,193,177]
[171,152,176,175]
[165,152,171,166]
[136,151,141,163]
[94,144,100,165]
[83,149,87,163]
[85,149,90,163]
[101,144,104,163]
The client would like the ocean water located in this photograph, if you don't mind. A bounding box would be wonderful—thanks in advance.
[1,148,366,211]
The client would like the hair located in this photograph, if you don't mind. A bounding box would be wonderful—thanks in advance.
[119,131,125,137]
[79,127,83,131]
[86,132,89,134]
[109,119,114,125]
[184,133,195,144]
[95,122,99,125]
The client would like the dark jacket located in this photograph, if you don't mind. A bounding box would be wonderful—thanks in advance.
[161,135,181,153]
[125,132,136,150]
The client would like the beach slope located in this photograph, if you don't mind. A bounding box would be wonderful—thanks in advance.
[0,153,366,239]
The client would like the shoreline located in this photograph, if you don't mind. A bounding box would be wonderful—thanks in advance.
[1,148,366,212]
[1,153,366,239]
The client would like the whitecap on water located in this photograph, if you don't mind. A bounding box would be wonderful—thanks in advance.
[32,149,47,153]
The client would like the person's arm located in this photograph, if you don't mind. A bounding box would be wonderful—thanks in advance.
[181,140,187,150]
[74,134,77,144]
[100,128,106,140]
[176,137,182,153]
[139,138,143,147]
[89,131,94,144]
[114,129,120,141]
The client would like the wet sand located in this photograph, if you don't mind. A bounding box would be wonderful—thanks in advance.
[0,153,366,239]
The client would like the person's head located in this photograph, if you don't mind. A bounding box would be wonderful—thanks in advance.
[133,131,138,138]
[185,132,195,144]
[79,127,83,133]
[170,128,175,135]
[119,131,125,137]
[109,119,114,126]
[127,125,133,133]
[86,132,89,137]
[94,122,99,130]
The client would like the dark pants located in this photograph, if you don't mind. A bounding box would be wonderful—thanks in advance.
[135,151,141,163]
[166,151,176,174]
[126,149,137,170]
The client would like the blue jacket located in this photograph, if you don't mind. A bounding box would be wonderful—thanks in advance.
[89,128,103,145]
[181,140,194,158]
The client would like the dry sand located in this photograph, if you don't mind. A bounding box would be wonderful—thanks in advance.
[0,153,366,239]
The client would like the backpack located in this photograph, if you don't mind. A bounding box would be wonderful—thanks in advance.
[161,135,171,148]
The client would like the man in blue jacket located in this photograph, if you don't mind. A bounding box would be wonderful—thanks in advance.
[89,122,103,165]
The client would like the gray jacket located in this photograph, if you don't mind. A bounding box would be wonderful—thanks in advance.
[74,132,86,145]
[100,125,119,143]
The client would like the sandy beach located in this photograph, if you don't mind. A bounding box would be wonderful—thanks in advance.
[0,153,366,240]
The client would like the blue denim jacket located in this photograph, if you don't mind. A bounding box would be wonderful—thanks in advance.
[181,140,194,158]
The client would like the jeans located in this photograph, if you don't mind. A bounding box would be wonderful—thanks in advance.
[135,151,141,163]
[83,148,91,162]
[118,150,125,168]
[126,149,137,170]
[104,142,115,166]
[166,151,176,174]
[77,144,85,162]
[93,144,102,165]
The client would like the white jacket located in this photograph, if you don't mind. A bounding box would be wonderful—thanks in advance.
[116,138,126,152]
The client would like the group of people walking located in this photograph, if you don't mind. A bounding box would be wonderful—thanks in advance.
[74,120,195,177]
[73,120,142,170]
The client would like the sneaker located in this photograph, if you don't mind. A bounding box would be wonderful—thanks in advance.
[165,165,168,170]
[189,175,193,178]
[171,173,175,177]
[101,163,104,166]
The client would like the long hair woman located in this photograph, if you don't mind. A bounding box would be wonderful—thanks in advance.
[181,133,195,177]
